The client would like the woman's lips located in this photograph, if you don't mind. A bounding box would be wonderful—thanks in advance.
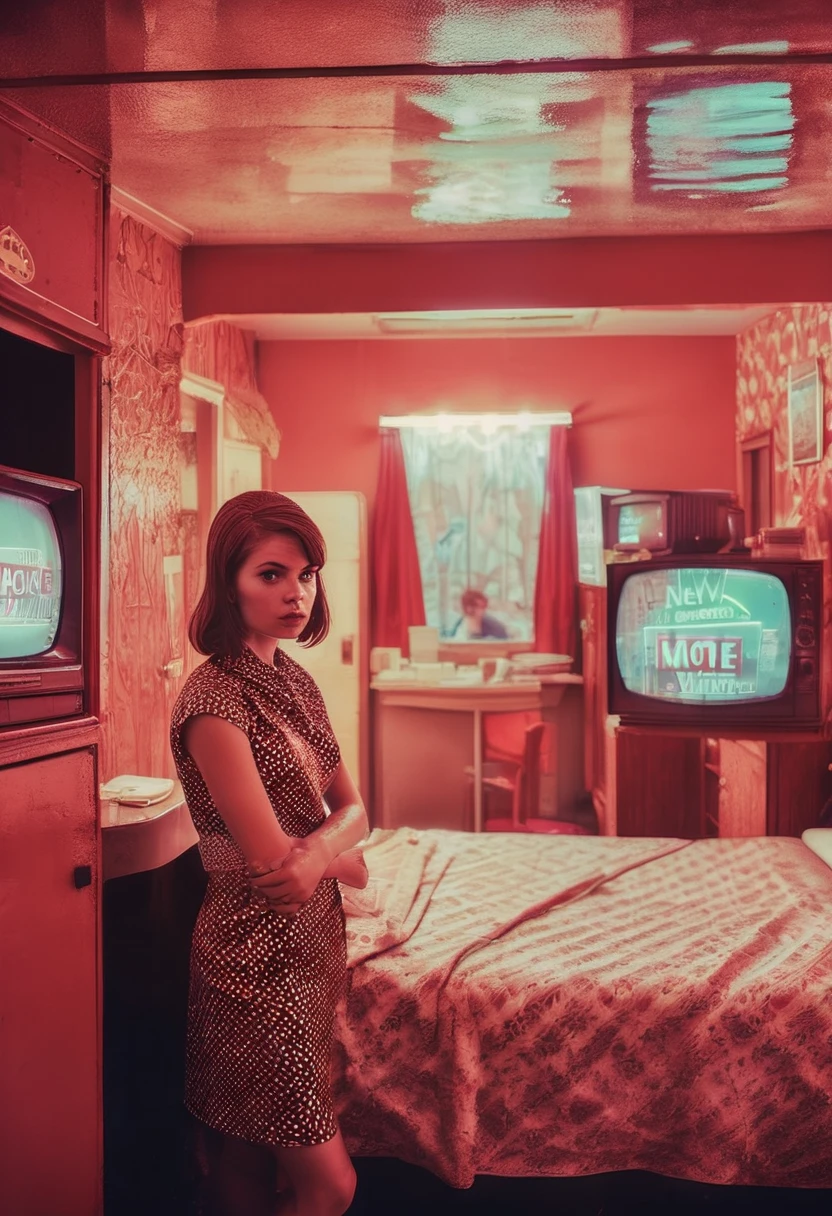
[280,613,305,622]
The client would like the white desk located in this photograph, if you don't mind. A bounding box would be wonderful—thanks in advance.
[371,675,584,832]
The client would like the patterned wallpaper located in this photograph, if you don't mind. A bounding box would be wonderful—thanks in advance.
[100,215,278,780]
[736,304,832,715]
[100,209,185,782]
[183,319,280,459]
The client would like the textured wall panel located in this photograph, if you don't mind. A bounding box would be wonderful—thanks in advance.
[101,209,184,782]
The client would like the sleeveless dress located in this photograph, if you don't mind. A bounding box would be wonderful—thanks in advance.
[169,644,346,1147]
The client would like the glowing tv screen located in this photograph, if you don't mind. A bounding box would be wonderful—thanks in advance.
[0,464,84,728]
[0,491,63,659]
[607,556,822,730]
[614,565,790,703]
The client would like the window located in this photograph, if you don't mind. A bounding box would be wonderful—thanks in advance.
[396,416,553,641]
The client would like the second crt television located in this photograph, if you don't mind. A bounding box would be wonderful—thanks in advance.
[0,464,84,727]
[608,556,823,730]
[610,489,744,556]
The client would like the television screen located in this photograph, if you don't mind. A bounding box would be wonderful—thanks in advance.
[617,500,666,550]
[615,565,791,704]
[0,491,63,659]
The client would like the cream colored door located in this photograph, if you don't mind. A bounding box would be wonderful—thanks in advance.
[222,439,262,502]
[281,491,367,798]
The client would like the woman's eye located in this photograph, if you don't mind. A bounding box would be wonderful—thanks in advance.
[260,571,278,583]
[301,570,317,583]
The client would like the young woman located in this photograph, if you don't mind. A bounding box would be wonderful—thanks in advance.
[170,490,369,1216]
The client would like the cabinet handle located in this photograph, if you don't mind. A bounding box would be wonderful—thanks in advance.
[73,865,92,889]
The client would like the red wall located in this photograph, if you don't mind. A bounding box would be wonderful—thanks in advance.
[258,335,738,509]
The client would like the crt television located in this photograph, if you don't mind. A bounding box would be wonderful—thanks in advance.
[0,464,84,727]
[610,489,743,556]
[607,555,823,730]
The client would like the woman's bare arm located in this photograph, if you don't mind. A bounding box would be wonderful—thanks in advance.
[251,760,370,908]
[182,714,295,871]
[186,714,370,910]
[316,759,371,858]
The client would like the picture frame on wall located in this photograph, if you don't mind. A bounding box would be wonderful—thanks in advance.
[788,358,823,466]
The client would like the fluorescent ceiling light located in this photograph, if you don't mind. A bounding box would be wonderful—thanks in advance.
[373,309,598,335]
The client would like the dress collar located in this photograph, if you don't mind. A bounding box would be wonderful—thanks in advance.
[212,645,317,732]
[213,644,290,698]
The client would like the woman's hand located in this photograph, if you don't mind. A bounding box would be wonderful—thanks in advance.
[249,837,329,916]
[324,846,369,890]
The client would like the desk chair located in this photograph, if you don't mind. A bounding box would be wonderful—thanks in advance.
[470,721,590,834]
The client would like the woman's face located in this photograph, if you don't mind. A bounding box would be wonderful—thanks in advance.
[465,599,486,625]
[233,531,317,648]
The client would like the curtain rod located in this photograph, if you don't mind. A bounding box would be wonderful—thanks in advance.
[380,411,572,429]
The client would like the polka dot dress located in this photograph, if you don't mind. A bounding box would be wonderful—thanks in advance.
[169,644,346,1147]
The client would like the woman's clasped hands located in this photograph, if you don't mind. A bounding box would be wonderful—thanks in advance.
[249,837,328,918]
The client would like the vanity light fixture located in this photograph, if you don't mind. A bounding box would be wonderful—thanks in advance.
[379,411,572,430]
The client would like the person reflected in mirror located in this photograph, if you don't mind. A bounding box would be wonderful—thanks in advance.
[170,490,369,1216]
[450,587,509,640]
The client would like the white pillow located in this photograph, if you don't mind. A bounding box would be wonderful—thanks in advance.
[801,828,832,871]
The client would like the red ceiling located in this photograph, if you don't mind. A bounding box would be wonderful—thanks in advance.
[1,1,831,244]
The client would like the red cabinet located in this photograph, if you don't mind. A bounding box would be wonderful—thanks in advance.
[0,98,107,350]
[0,734,101,1216]
[0,96,107,1216]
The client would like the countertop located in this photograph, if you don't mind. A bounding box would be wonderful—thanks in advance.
[101,780,198,880]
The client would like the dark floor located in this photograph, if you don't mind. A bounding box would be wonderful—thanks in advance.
[350,1161,832,1216]
[103,847,830,1216]
[103,1148,832,1216]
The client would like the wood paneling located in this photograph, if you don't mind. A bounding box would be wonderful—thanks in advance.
[580,584,608,817]
[718,739,767,837]
[767,741,832,837]
[615,731,703,838]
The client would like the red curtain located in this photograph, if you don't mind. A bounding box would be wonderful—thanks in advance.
[533,426,577,659]
[371,429,426,653]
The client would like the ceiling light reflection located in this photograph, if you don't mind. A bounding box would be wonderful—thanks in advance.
[645,82,794,198]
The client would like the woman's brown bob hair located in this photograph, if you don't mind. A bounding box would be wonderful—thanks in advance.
[188,491,331,658]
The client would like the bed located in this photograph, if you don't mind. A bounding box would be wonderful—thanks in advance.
[331,828,832,1190]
